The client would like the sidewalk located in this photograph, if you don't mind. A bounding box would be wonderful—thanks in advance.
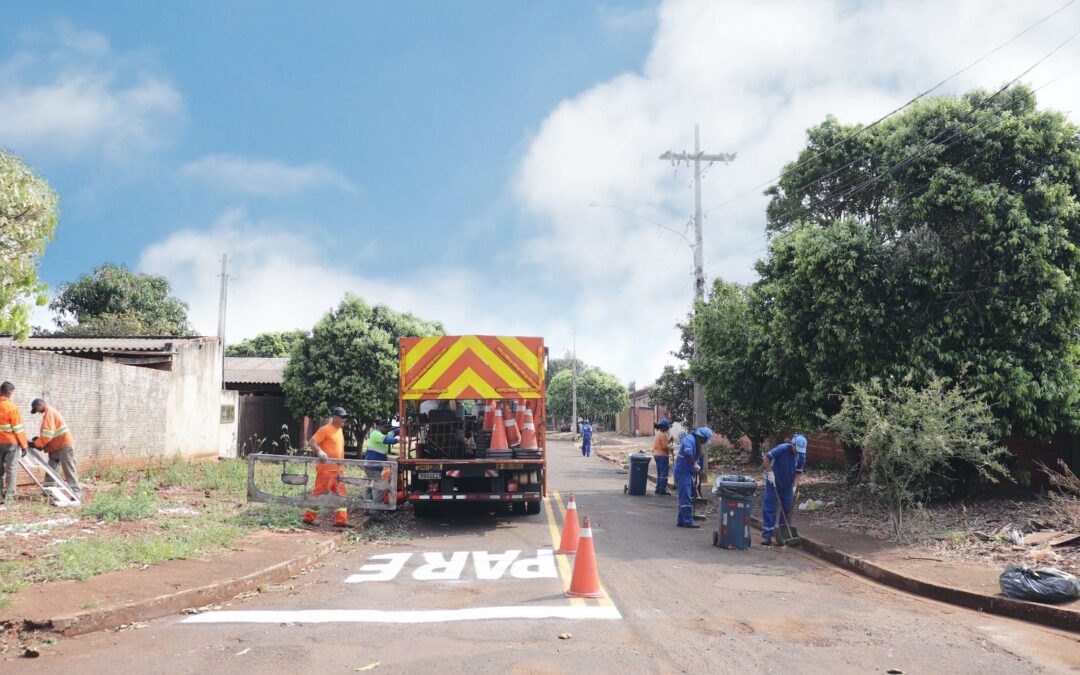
[593,446,1080,634]
[0,530,340,638]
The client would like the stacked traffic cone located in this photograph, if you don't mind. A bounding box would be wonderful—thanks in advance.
[557,493,580,554]
[483,400,497,430]
[515,399,527,430]
[566,515,605,598]
[519,403,539,450]
[504,402,522,447]
[488,403,510,451]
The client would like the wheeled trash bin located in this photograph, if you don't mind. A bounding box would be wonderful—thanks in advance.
[624,452,652,496]
[712,475,757,550]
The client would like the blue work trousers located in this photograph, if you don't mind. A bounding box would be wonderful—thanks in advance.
[581,437,592,457]
[675,468,695,525]
[761,481,794,541]
[654,455,670,494]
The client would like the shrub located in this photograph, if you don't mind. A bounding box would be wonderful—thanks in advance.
[827,374,1010,534]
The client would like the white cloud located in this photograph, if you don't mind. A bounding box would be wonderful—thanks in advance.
[136,209,516,344]
[0,24,182,161]
[515,0,1080,384]
[178,155,355,197]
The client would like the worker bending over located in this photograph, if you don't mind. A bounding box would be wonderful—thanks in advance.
[580,419,593,457]
[675,426,712,528]
[652,418,674,495]
[30,398,81,498]
[303,407,350,527]
[761,434,807,546]
[0,382,28,504]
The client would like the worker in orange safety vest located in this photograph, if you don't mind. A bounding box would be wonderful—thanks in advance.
[30,398,81,498]
[303,406,350,527]
[0,381,28,503]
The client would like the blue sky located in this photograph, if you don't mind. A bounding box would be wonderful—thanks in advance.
[2,1,1078,384]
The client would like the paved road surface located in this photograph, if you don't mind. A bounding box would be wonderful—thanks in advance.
[11,439,1080,674]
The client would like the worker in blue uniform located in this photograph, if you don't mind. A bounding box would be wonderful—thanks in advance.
[761,433,807,546]
[580,419,593,457]
[675,427,712,528]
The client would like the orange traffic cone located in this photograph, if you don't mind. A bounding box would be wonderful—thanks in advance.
[489,403,510,451]
[566,515,605,598]
[483,400,497,430]
[515,399,526,429]
[557,493,580,554]
[505,402,522,447]
[519,403,539,450]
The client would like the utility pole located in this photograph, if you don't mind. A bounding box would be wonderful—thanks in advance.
[571,328,578,441]
[660,124,736,429]
[217,253,229,391]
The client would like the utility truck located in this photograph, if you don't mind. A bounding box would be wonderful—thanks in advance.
[397,335,547,516]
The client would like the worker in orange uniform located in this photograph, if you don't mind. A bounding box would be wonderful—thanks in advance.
[303,407,350,527]
[0,381,28,504]
[30,398,81,498]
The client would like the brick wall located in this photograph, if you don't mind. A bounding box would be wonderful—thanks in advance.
[0,345,169,471]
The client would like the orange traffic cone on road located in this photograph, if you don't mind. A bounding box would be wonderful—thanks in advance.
[483,400,497,430]
[489,404,510,451]
[566,515,605,598]
[557,493,580,554]
[519,403,539,450]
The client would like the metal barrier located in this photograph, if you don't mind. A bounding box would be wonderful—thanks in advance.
[246,453,399,511]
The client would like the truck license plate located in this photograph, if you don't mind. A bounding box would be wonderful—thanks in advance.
[417,471,443,480]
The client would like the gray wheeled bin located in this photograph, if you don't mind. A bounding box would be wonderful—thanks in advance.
[712,475,757,549]
[625,453,652,496]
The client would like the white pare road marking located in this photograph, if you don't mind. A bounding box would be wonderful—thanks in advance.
[344,549,558,583]
[183,605,623,625]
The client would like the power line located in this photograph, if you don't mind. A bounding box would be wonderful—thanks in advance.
[702,0,1078,216]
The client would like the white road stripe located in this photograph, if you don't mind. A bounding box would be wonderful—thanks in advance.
[183,605,623,624]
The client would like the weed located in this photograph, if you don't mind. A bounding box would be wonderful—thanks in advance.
[80,601,95,609]
[235,503,303,529]
[81,482,158,521]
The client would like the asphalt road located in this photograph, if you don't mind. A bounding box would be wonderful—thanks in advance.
[11,439,1080,674]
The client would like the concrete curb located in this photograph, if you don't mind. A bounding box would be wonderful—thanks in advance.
[594,448,1079,634]
[745,516,1080,634]
[43,538,339,637]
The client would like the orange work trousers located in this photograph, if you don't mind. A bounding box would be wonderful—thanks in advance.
[303,464,348,526]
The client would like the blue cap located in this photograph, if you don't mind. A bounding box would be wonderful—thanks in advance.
[792,434,808,454]
[657,418,670,428]
[693,426,714,442]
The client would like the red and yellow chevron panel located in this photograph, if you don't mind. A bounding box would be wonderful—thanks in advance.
[400,335,546,400]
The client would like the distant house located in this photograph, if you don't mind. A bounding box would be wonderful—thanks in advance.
[617,384,668,437]
[0,335,234,471]
[224,357,302,454]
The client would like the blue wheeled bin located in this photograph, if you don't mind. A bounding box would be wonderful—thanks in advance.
[712,475,756,550]
[625,453,652,496]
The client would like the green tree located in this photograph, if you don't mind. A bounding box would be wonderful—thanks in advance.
[282,294,443,441]
[546,353,588,384]
[0,151,58,340]
[50,263,193,336]
[546,367,628,422]
[651,364,693,427]
[226,330,307,357]
[691,281,784,454]
[757,86,1080,437]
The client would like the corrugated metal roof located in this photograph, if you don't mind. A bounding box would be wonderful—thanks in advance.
[6,336,216,353]
[225,357,288,384]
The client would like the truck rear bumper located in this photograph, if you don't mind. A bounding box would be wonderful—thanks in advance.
[409,491,541,502]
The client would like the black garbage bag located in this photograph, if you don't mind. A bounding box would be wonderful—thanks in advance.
[713,474,757,500]
[999,563,1080,604]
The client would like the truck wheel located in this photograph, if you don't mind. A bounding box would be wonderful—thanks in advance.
[525,500,541,515]
[512,502,527,515]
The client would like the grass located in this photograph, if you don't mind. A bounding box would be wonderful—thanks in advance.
[148,455,249,497]
[81,482,158,521]
[235,503,305,529]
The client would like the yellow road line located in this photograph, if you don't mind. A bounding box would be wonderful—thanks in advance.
[543,493,585,605]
